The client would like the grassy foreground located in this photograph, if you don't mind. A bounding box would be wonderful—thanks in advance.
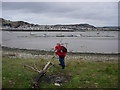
[2,54,118,88]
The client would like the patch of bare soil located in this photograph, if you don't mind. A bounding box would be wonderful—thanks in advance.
[33,72,71,86]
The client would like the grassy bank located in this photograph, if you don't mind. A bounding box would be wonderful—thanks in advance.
[2,49,118,88]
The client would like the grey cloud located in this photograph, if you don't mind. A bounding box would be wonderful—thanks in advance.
[2,2,118,26]
[2,2,75,13]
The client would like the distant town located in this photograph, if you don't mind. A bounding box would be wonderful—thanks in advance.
[0,18,119,31]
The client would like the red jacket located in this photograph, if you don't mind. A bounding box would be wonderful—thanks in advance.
[55,45,67,58]
[55,45,62,52]
[56,51,67,58]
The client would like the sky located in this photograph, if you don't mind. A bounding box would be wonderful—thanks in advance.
[1,1,118,27]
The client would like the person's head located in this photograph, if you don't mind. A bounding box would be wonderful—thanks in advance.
[61,43,64,45]
[57,43,61,45]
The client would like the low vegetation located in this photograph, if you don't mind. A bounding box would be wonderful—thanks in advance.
[2,54,118,88]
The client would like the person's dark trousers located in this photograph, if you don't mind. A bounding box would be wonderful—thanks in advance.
[59,57,65,69]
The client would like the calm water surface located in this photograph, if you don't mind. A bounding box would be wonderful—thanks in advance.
[2,31,119,54]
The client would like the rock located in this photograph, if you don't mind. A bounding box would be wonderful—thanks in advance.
[94,83,98,85]
[3,77,5,80]
[54,83,61,86]
[85,81,90,84]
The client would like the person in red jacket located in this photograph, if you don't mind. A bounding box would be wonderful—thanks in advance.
[55,43,67,69]
[55,43,62,52]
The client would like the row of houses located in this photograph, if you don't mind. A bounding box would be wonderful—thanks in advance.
[1,25,118,31]
[1,25,97,31]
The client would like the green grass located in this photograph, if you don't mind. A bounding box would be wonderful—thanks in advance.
[2,56,118,88]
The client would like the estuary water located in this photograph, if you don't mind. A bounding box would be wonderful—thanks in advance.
[2,31,119,54]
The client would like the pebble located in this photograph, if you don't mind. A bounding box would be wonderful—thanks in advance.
[3,77,5,80]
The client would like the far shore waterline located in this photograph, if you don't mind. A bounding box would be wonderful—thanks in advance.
[2,29,74,32]
[1,29,119,32]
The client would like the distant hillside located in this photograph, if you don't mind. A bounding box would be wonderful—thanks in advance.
[0,18,119,31]
[54,24,96,29]
[1,18,95,28]
[0,18,39,28]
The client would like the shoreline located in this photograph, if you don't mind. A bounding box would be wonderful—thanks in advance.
[2,46,118,56]
[2,46,118,62]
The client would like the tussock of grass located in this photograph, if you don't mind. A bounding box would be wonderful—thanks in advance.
[2,57,118,88]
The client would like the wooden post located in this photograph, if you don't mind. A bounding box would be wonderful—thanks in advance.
[24,64,41,73]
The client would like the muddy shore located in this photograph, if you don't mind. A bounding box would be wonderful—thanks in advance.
[2,47,118,62]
